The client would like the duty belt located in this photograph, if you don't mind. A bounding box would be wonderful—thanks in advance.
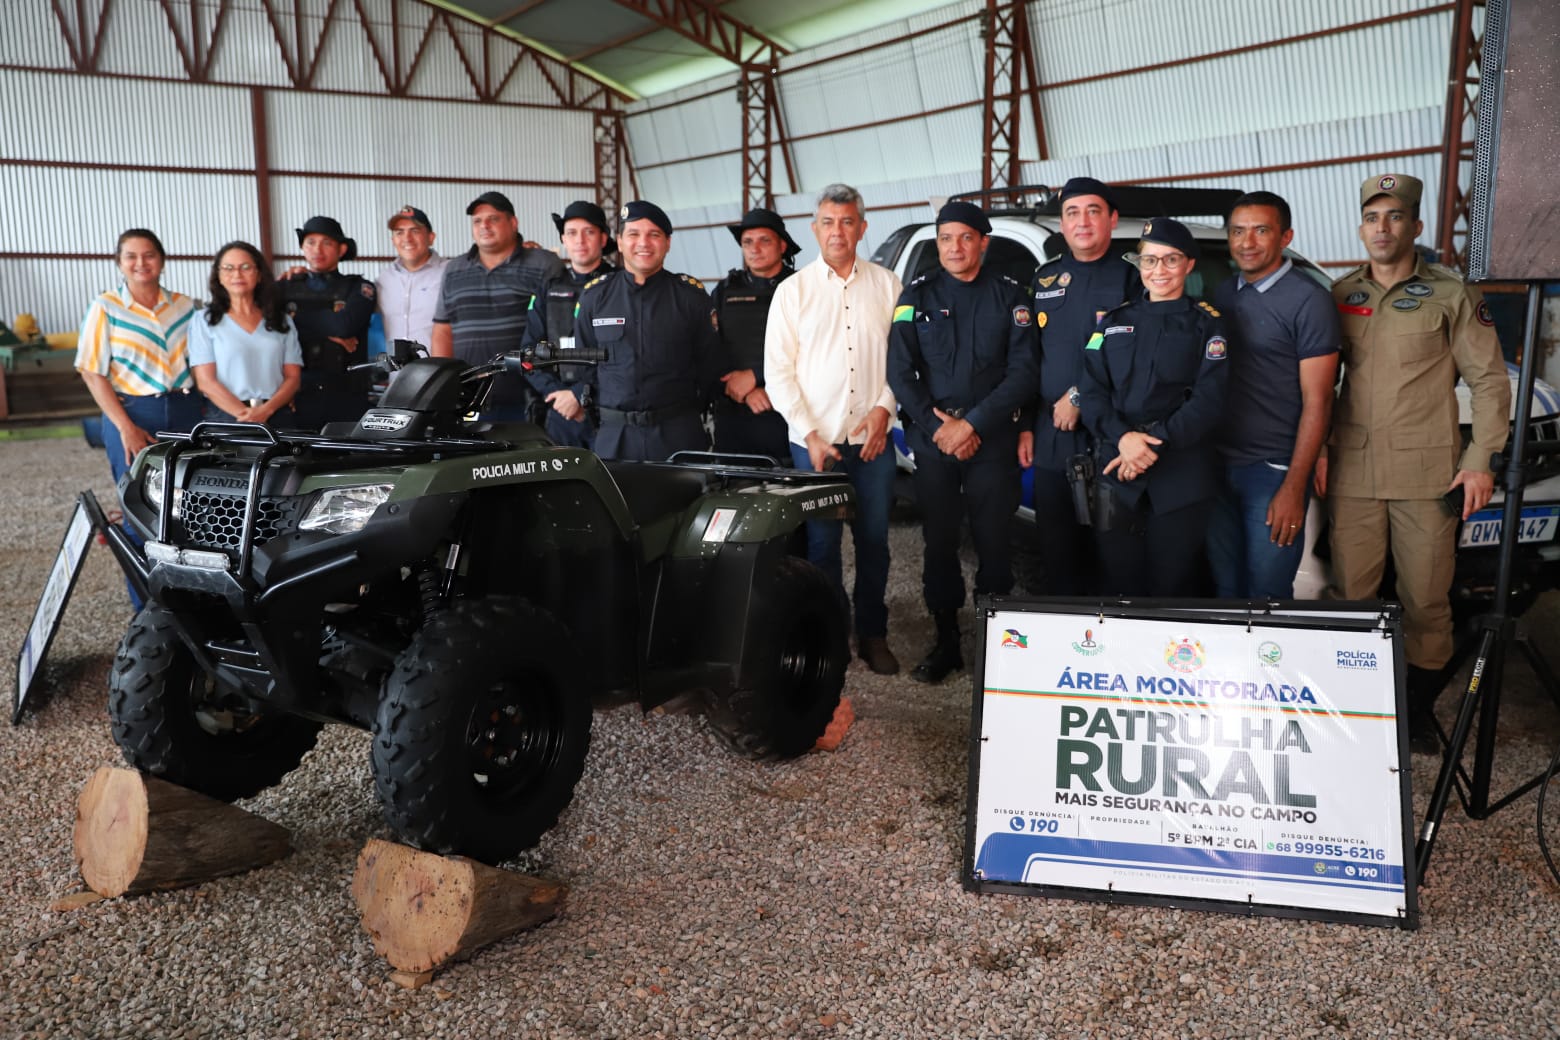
[598,400,700,426]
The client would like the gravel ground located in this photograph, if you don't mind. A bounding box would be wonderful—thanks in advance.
[2,434,1559,1040]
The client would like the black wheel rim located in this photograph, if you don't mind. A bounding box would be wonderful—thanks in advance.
[464,674,566,801]
[776,607,831,710]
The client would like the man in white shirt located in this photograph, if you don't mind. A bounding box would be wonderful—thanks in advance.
[766,183,904,675]
[376,205,447,348]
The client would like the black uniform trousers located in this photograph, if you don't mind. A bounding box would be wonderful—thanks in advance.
[595,412,708,462]
[1095,495,1212,598]
[293,373,367,432]
[712,397,790,464]
[1027,466,1094,595]
[909,425,1020,612]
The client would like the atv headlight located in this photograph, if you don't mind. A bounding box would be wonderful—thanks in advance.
[144,463,165,509]
[299,484,394,534]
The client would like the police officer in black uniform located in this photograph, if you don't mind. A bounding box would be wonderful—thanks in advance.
[1079,217,1229,598]
[711,208,801,463]
[1018,177,1139,595]
[887,201,1041,682]
[280,215,376,430]
[572,200,720,462]
[522,200,617,448]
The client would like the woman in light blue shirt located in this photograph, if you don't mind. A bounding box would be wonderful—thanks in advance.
[189,240,302,426]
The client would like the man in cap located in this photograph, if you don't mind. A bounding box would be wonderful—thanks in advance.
[571,200,719,461]
[888,201,1040,682]
[431,190,565,418]
[1320,173,1509,752]
[280,215,377,429]
[765,183,903,675]
[1206,191,1340,600]
[710,208,802,462]
[1016,177,1140,594]
[521,201,617,448]
[376,205,447,349]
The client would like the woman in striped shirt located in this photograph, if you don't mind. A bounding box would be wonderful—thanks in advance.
[75,228,200,484]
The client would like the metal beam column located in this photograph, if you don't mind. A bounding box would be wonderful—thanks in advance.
[739,61,776,211]
[1437,0,1483,270]
[981,0,1023,192]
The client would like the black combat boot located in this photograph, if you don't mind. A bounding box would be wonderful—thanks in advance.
[1404,664,1444,756]
[911,610,964,684]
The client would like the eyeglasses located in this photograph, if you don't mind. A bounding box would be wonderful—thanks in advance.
[219,263,257,274]
[1135,253,1188,271]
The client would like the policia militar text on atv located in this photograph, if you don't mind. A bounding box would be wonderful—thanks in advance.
[101,342,853,863]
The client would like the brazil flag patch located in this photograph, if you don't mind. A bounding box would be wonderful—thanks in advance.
[1085,332,1104,351]
[893,305,915,323]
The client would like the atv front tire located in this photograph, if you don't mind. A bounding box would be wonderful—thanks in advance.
[109,604,323,801]
[371,597,591,864]
[705,556,848,760]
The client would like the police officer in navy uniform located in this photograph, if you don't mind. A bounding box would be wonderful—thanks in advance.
[522,201,617,448]
[1017,177,1139,595]
[279,216,376,431]
[711,208,801,462]
[572,200,720,462]
[887,201,1041,682]
[1079,217,1229,598]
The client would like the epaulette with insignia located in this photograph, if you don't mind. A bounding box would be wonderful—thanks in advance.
[582,273,610,292]
[908,273,931,287]
[679,273,705,291]
[1197,300,1221,318]
[999,273,1021,287]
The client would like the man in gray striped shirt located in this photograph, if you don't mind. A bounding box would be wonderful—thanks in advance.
[431,190,565,416]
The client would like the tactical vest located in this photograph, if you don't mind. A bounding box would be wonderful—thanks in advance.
[717,270,783,371]
[283,274,367,374]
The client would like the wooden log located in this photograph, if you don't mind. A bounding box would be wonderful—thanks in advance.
[352,838,565,974]
[73,766,292,898]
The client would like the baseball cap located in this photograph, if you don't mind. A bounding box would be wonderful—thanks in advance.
[466,191,516,216]
[387,205,432,232]
[1359,173,1423,209]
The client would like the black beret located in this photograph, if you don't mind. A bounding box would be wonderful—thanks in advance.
[935,200,991,235]
[1138,217,1200,259]
[1058,177,1117,211]
[619,200,672,236]
[727,208,801,258]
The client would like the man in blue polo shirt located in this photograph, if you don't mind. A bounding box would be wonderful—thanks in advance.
[1206,191,1340,599]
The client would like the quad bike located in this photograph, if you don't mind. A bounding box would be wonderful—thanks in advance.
[103,343,854,863]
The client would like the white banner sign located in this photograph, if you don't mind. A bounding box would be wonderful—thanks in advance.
[969,607,1413,924]
[14,499,96,723]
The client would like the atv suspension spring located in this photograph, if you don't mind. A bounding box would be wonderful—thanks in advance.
[417,562,443,626]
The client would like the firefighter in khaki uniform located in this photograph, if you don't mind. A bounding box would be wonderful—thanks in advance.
[1317,173,1510,752]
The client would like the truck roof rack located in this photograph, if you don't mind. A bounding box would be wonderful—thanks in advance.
[948,184,1244,225]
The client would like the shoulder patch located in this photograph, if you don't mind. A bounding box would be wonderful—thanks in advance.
[893,304,916,323]
[1085,332,1105,351]
[1197,300,1220,318]
[680,273,705,291]
[1476,300,1494,326]
[360,282,376,300]
[1012,304,1032,327]
[1205,336,1227,360]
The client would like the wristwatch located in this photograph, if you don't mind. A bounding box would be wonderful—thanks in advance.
[1067,386,1081,407]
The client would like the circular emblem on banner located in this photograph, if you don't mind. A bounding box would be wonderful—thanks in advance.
[1164,637,1206,673]
[1257,641,1282,666]
[1378,175,1396,191]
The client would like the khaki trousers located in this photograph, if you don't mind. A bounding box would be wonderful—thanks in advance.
[1326,495,1457,669]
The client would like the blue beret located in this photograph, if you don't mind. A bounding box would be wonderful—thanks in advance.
[1058,177,1117,211]
[619,200,672,236]
[1138,217,1199,259]
[935,200,991,235]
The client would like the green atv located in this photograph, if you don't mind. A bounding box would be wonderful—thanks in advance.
[104,344,852,863]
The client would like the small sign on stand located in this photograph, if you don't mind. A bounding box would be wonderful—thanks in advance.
[13,493,105,724]
[964,598,1418,929]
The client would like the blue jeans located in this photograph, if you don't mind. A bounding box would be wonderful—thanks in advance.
[103,392,203,610]
[1206,458,1308,599]
[789,440,895,638]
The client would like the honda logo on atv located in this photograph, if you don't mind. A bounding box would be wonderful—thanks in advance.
[360,411,412,433]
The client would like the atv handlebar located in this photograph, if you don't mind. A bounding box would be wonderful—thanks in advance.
[349,340,607,380]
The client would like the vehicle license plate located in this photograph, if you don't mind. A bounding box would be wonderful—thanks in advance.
[1458,505,1560,548]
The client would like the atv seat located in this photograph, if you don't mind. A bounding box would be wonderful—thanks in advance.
[603,461,712,528]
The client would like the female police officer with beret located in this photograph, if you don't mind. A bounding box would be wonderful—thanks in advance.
[1077,217,1229,597]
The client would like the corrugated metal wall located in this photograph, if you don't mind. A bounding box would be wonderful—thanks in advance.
[2,0,604,334]
[626,0,1458,284]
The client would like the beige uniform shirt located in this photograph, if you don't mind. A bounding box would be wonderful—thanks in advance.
[1328,258,1509,499]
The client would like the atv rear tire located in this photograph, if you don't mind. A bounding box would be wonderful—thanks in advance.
[705,556,848,760]
[371,597,590,864]
[109,605,322,801]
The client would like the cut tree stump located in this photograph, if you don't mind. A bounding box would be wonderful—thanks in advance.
[352,838,565,976]
[73,766,292,898]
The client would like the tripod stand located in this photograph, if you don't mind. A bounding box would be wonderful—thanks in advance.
[1417,283,1560,881]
